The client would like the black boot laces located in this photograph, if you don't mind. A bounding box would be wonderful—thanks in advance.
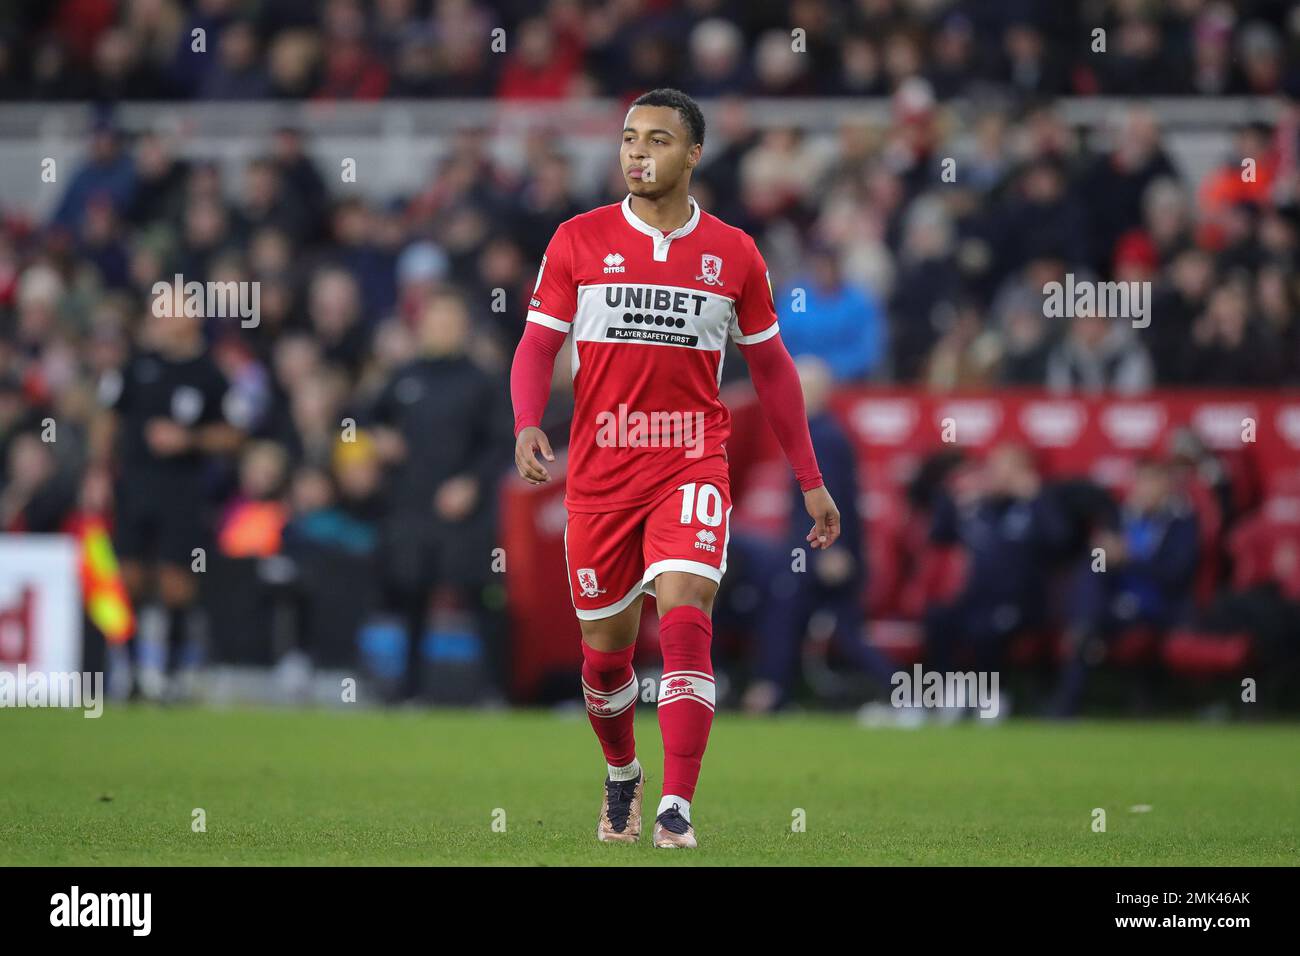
[605,774,639,831]
[656,802,690,835]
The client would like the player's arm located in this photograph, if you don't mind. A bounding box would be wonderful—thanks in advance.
[510,227,577,484]
[733,241,839,549]
[511,323,564,483]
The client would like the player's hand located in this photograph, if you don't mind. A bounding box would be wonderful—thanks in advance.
[804,484,840,550]
[145,418,192,457]
[514,426,554,484]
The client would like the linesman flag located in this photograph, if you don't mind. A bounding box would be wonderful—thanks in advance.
[71,515,135,644]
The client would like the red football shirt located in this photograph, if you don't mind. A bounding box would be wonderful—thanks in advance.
[528,195,779,513]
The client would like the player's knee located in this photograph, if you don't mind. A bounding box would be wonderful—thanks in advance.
[581,640,635,676]
[657,605,713,674]
[578,597,641,652]
[579,619,636,654]
[655,573,716,618]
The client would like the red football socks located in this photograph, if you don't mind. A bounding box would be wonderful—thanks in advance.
[656,605,716,803]
[581,641,639,770]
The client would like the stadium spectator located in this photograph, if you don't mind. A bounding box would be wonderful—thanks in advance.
[52,120,135,234]
[1045,312,1155,395]
[999,159,1089,275]
[496,16,581,100]
[1181,281,1281,386]
[1,429,76,533]
[776,245,886,382]
[1080,109,1178,274]
[314,0,389,100]
[369,289,511,699]
[889,194,961,381]
[1048,459,1200,716]
[217,440,290,559]
[199,19,271,100]
[739,357,892,714]
[125,132,189,228]
[924,445,1068,689]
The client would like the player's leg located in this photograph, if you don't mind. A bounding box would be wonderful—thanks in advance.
[641,478,731,848]
[565,508,648,842]
[157,562,198,695]
[112,486,157,699]
[156,495,209,699]
[649,572,717,848]
[578,596,644,773]
[744,567,815,714]
[382,518,434,702]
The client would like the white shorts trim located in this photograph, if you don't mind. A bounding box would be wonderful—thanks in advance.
[573,580,644,620]
[639,559,724,597]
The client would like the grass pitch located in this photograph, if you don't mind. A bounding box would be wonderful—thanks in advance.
[2,707,1296,866]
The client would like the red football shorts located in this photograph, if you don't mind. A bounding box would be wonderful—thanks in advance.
[564,478,732,620]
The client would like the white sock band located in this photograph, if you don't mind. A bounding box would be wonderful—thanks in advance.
[657,794,691,823]
[583,671,638,718]
[608,758,641,782]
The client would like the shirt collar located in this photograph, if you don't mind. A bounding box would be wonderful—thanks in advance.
[621,194,701,242]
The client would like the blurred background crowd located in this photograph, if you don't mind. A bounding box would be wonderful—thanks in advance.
[0,0,1297,101]
[1,0,1299,714]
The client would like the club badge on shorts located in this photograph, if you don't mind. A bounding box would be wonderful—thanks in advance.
[576,567,606,598]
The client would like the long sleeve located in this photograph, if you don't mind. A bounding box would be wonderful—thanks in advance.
[739,332,823,492]
[509,320,567,436]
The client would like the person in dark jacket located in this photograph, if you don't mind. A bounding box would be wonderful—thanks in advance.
[369,288,512,700]
[741,357,894,713]
[1048,457,1199,715]
[925,443,1068,678]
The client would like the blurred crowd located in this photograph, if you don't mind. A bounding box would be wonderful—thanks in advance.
[1,0,1298,102]
[2,0,1300,707]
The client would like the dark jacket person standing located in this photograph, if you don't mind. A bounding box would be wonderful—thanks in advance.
[370,288,513,699]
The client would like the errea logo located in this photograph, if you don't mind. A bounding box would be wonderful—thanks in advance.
[603,253,625,274]
[694,529,717,553]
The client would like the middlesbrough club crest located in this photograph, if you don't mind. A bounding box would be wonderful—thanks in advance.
[696,254,723,286]
[576,567,606,598]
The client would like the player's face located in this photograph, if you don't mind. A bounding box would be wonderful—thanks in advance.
[621,105,700,198]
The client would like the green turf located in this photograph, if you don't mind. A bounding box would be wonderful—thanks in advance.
[1,707,1296,865]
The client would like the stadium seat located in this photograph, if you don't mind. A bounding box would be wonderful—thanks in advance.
[1162,629,1252,677]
